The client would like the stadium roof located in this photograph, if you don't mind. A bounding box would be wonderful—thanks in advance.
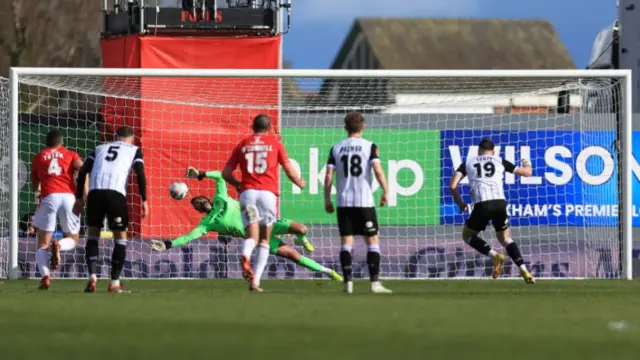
[331,18,575,70]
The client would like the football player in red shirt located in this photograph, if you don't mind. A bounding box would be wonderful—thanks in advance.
[31,130,85,289]
[223,114,305,291]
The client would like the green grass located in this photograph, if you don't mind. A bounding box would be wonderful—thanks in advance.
[1,280,639,360]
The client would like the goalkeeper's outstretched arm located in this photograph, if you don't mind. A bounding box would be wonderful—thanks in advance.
[151,225,208,251]
[186,167,228,197]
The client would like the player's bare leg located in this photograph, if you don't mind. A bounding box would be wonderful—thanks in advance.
[108,230,130,293]
[461,225,504,279]
[275,245,342,281]
[339,235,355,293]
[36,229,53,290]
[288,221,314,253]
[84,226,101,292]
[365,235,391,294]
[496,228,534,284]
[240,204,260,284]
[251,224,273,292]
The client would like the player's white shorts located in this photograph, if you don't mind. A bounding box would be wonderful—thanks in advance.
[33,193,81,234]
[239,189,277,227]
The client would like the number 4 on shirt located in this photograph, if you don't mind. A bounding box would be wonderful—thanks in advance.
[48,158,62,176]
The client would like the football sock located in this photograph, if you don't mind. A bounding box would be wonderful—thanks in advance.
[467,235,492,257]
[85,237,99,279]
[242,239,256,259]
[319,266,334,275]
[57,238,76,251]
[110,240,127,281]
[36,248,50,277]
[505,240,526,270]
[298,256,323,272]
[252,243,270,286]
[367,244,381,282]
[340,245,353,283]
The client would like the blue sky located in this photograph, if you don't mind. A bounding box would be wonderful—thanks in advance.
[284,0,617,69]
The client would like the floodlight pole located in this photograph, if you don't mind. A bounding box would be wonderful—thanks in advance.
[618,0,640,112]
[618,0,637,280]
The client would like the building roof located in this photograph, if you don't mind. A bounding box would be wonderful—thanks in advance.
[305,18,578,109]
[331,18,575,70]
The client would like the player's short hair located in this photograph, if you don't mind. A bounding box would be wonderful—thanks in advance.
[115,126,135,139]
[478,139,495,154]
[344,112,365,134]
[252,114,271,133]
[191,196,212,212]
[45,129,63,147]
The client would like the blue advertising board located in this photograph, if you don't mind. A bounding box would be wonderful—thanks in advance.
[440,130,622,226]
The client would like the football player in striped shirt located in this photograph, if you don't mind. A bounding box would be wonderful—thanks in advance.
[448,139,535,283]
[74,126,148,293]
[324,112,392,294]
[150,167,342,282]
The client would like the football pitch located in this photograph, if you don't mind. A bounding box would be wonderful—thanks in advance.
[0,280,639,360]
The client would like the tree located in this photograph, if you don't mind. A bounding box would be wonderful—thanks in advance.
[282,60,307,105]
[0,0,103,113]
[0,0,102,76]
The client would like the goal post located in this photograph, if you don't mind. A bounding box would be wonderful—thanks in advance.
[2,67,634,280]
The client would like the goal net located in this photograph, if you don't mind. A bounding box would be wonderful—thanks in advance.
[0,69,632,280]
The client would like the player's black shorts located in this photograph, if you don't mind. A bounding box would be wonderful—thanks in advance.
[336,207,379,237]
[86,189,129,231]
[466,199,509,232]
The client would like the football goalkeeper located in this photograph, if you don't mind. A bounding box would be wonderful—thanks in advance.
[151,168,343,282]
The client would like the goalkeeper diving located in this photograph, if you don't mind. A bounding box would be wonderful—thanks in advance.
[151,168,343,282]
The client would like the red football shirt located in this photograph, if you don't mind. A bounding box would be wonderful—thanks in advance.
[31,146,81,198]
[225,134,290,196]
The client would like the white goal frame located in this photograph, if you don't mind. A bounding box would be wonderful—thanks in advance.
[6,67,634,280]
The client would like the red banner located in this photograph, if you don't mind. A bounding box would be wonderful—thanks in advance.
[101,35,281,238]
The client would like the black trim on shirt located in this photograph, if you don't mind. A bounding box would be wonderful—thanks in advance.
[370,143,379,162]
[132,149,147,201]
[327,146,336,167]
[133,162,147,201]
[133,148,144,163]
[75,157,94,199]
[502,159,516,173]
[456,163,466,176]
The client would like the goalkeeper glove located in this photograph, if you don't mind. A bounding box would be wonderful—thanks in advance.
[185,167,199,179]
[185,167,207,180]
[151,239,173,251]
[521,158,531,167]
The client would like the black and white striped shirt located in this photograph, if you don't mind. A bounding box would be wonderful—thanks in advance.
[327,138,379,208]
[87,141,143,197]
[456,155,517,204]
